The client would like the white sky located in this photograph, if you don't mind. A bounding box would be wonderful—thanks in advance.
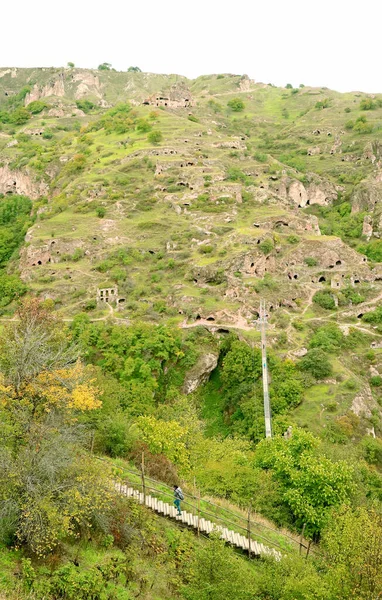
[2,0,381,93]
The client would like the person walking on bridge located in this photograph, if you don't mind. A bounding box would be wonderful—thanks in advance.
[173,484,184,515]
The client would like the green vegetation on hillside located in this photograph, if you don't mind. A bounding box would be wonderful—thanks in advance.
[0,68,381,598]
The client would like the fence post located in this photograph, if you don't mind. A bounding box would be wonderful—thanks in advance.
[306,540,311,558]
[247,503,252,559]
[141,451,146,504]
[299,523,306,555]
[197,488,201,537]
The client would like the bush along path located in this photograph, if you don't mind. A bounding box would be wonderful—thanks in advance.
[116,482,282,560]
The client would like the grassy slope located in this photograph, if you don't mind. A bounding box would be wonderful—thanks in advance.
[0,68,381,448]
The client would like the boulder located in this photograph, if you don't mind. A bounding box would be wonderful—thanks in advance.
[183,352,219,394]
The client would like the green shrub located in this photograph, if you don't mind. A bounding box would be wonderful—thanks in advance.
[287,234,300,244]
[309,323,344,352]
[361,436,382,466]
[285,83,293,89]
[362,306,382,324]
[253,151,267,162]
[304,257,318,267]
[370,375,382,387]
[199,245,214,254]
[315,98,330,109]
[227,98,245,112]
[147,130,163,144]
[313,290,336,310]
[188,115,199,122]
[300,348,333,379]
[358,240,382,262]
[9,108,30,125]
[96,207,106,218]
[98,62,112,70]
[75,99,95,113]
[259,239,274,255]
[27,100,47,114]
[84,300,97,311]
[353,116,373,134]
[136,118,152,132]
[360,98,376,110]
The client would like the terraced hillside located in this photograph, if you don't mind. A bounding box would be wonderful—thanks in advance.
[1,66,382,435]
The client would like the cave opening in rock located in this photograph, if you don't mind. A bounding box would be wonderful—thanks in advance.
[319,276,326,282]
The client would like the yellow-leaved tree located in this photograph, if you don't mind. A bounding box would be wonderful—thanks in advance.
[0,298,110,557]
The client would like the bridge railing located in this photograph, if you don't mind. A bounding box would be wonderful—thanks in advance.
[106,458,317,558]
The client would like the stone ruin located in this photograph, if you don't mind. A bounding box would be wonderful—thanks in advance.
[97,286,126,309]
[143,83,194,108]
[97,287,118,304]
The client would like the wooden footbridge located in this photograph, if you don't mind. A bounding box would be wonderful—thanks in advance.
[116,479,286,560]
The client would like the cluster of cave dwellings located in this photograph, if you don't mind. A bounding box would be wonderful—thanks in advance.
[143,94,193,108]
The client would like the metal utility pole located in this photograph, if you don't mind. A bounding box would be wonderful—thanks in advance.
[258,299,272,438]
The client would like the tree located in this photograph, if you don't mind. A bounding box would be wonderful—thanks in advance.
[227,98,245,112]
[67,61,75,68]
[9,107,30,125]
[0,299,107,557]
[299,348,332,379]
[255,429,354,535]
[322,506,382,599]
[313,290,336,310]
[360,98,376,110]
[221,340,262,390]
[285,83,293,89]
[127,66,141,72]
[309,323,344,352]
[98,62,112,71]
[27,100,47,114]
[147,130,163,144]
[136,118,152,133]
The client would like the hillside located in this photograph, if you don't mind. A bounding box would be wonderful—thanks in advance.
[0,66,382,599]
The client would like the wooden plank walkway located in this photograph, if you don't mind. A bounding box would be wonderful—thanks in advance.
[118,484,282,560]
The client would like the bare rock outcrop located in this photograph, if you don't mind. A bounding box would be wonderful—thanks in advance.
[362,215,373,240]
[25,75,65,105]
[183,352,219,394]
[0,165,48,199]
[287,178,337,207]
[288,180,308,207]
[351,178,382,214]
[351,386,380,419]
